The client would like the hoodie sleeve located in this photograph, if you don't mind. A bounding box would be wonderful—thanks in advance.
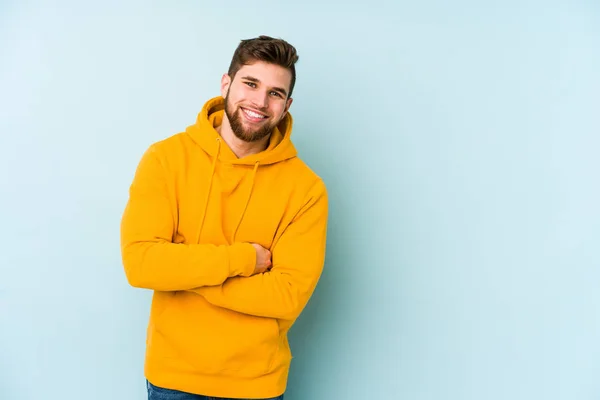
[120,145,256,291]
[190,179,328,321]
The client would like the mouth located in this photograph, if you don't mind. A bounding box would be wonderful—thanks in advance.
[240,107,268,123]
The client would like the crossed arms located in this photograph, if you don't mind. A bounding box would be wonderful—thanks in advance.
[120,147,328,321]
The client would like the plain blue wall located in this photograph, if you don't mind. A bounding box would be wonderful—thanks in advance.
[1,1,599,399]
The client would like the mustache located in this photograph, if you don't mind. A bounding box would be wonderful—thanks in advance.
[239,104,270,115]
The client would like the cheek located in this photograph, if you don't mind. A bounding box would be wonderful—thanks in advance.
[271,102,286,117]
[227,86,246,102]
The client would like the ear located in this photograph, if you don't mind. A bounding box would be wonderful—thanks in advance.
[284,97,293,113]
[220,73,231,98]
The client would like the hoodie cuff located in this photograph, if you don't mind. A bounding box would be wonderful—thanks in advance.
[228,243,256,277]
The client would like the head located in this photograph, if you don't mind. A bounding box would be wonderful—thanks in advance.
[221,35,299,143]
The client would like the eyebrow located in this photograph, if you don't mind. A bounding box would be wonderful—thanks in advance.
[241,75,288,97]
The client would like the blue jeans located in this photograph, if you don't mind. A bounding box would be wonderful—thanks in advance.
[147,380,284,400]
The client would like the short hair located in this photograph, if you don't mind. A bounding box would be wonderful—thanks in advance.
[227,35,299,98]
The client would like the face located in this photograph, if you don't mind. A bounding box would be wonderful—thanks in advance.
[221,61,293,143]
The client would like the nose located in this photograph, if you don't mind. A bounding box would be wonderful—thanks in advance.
[250,90,269,110]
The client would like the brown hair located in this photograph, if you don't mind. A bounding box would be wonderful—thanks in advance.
[227,35,299,98]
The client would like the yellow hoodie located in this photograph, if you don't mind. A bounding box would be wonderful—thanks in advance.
[120,96,328,398]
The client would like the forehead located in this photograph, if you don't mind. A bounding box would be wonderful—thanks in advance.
[235,61,292,91]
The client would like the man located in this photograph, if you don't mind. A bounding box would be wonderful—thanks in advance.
[120,35,329,400]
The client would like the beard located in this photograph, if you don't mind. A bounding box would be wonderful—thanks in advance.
[224,90,279,143]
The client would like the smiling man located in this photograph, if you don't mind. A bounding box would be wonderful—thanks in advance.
[120,36,329,400]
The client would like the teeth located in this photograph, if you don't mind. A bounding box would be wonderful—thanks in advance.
[244,108,265,119]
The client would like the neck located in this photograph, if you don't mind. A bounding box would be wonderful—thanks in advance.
[217,116,270,159]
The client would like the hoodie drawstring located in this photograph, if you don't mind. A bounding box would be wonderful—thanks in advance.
[194,139,259,244]
[195,138,220,244]
[232,161,259,242]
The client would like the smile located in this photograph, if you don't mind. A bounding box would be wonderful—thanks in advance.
[241,107,268,122]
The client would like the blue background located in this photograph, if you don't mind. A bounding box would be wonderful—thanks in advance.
[1,1,599,399]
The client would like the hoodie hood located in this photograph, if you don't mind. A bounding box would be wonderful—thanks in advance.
[185,96,297,165]
[183,96,298,244]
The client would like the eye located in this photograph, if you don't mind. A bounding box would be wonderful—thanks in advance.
[245,82,256,88]
[270,91,282,98]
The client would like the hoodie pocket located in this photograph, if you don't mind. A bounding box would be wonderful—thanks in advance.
[154,292,281,377]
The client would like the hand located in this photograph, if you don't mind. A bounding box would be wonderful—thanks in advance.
[251,243,272,275]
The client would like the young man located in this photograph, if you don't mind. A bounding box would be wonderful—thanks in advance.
[120,36,328,400]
